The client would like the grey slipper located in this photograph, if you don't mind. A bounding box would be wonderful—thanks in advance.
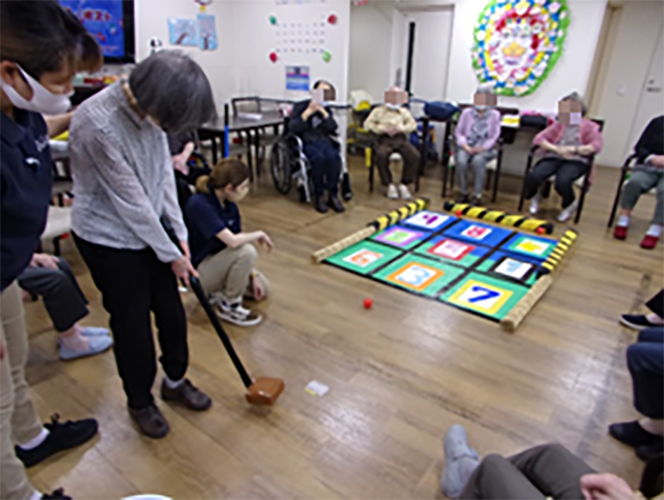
[441,425,480,498]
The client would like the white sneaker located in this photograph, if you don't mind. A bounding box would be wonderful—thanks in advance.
[386,183,398,200]
[557,200,578,222]
[398,184,412,200]
[215,302,262,327]
[529,193,542,215]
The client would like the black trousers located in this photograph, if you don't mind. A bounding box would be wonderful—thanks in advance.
[523,158,589,208]
[17,258,89,333]
[628,327,664,419]
[461,444,595,500]
[73,234,188,409]
[303,138,341,197]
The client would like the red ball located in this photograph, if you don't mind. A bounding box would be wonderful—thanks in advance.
[455,210,462,217]
[269,51,278,63]
[328,14,338,25]
[363,298,373,309]
[536,227,545,235]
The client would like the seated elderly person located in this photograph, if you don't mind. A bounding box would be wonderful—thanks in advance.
[613,115,664,249]
[363,87,420,200]
[440,424,646,500]
[19,253,112,360]
[289,80,344,214]
[523,92,603,222]
[454,85,501,205]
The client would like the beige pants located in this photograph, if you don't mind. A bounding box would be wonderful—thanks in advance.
[198,244,269,303]
[1,282,43,499]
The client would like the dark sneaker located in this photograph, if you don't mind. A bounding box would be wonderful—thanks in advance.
[42,489,72,500]
[341,172,353,201]
[15,414,98,468]
[315,196,328,213]
[328,195,345,213]
[608,420,661,447]
[128,404,169,439]
[619,314,662,330]
[456,194,469,204]
[471,195,482,207]
[161,379,212,411]
[636,439,664,462]
[215,302,262,327]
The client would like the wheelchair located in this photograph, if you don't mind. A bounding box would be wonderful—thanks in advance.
[270,131,353,204]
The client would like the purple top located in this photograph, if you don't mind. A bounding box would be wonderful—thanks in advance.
[455,108,501,151]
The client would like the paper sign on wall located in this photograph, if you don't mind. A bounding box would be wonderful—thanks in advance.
[197,13,218,51]
[286,65,310,91]
[168,18,197,47]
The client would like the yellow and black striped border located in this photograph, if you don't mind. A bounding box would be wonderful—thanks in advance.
[536,229,578,278]
[369,198,429,231]
[442,201,554,235]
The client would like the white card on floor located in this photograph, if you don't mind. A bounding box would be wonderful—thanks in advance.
[305,380,329,397]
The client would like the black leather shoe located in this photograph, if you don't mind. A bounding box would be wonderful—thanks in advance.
[328,195,345,213]
[15,414,98,468]
[128,404,169,439]
[315,196,328,213]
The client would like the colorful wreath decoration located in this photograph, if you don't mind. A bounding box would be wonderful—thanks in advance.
[472,0,570,97]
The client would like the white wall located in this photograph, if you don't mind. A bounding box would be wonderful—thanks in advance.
[349,3,394,100]
[591,1,664,167]
[134,0,235,110]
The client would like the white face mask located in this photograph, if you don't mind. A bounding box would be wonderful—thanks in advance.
[385,103,401,111]
[569,112,582,125]
[1,64,73,115]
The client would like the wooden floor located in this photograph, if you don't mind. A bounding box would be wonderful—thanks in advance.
[25,156,663,499]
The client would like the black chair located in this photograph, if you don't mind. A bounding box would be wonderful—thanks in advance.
[517,118,604,224]
[606,153,658,227]
[639,454,663,499]
[441,104,519,202]
[231,96,281,170]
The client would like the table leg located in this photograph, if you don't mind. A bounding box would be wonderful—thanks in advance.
[211,133,219,165]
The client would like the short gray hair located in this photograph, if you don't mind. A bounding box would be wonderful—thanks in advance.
[561,91,587,116]
[476,83,494,94]
[129,50,217,133]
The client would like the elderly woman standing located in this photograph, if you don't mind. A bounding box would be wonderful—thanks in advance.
[70,51,217,439]
[524,92,603,222]
[454,86,501,205]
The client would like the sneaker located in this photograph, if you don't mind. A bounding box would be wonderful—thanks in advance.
[557,200,578,222]
[386,183,398,200]
[456,194,469,204]
[215,302,262,327]
[59,334,113,361]
[608,420,662,447]
[640,234,659,249]
[440,425,480,499]
[398,184,412,200]
[613,225,628,240]
[528,193,542,215]
[341,172,353,201]
[620,314,663,330]
[161,379,212,411]
[471,195,482,207]
[328,194,345,213]
[42,489,72,500]
[314,196,328,214]
[128,404,169,439]
[15,414,98,468]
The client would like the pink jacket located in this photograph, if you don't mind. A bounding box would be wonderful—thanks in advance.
[533,119,603,153]
[455,108,502,151]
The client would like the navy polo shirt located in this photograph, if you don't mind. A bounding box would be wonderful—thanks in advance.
[185,191,241,267]
[1,109,53,291]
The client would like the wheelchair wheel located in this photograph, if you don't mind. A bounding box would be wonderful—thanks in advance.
[270,141,292,195]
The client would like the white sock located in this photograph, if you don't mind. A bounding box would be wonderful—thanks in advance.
[18,427,49,450]
[646,224,662,238]
[164,375,184,390]
[617,215,630,227]
[30,491,42,500]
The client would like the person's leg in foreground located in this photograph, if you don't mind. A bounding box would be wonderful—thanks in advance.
[1,282,98,499]
[613,170,663,249]
[18,258,112,360]
[392,134,420,200]
[374,136,399,199]
[609,326,664,461]
[553,160,588,222]
[198,244,262,327]
[621,289,664,330]
[523,158,560,215]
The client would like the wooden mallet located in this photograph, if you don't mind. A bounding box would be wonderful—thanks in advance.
[189,276,285,405]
